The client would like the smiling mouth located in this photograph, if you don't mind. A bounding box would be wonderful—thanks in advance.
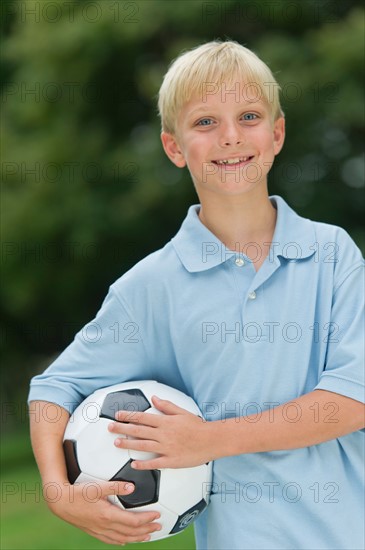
[212,156,254,166]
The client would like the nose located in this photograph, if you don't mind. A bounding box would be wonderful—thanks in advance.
[219,121,244,147]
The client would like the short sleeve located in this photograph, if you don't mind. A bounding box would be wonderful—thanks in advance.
[314,261,365,403]
[27,287,151,414]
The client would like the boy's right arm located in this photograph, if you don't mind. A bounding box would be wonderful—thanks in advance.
[29,400,162,545]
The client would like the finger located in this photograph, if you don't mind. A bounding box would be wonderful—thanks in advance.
[105,521,162,539]
[100,480,135,497]
[122,533,158,543]
[114,436,160,453]
[115,409,161,426]
[111,533,157,544]
[89,525,160,545]
[106,503,161,528]
[108,422,157,441]
[106,509,162,537]
[131,457,169,470]
[151,395,190,415]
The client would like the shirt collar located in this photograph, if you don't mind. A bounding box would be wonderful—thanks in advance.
[171,195,316,273]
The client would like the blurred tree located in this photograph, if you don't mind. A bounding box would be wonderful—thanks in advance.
[1,0,364,414]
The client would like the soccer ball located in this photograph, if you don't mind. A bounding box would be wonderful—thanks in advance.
[63,380,212,541]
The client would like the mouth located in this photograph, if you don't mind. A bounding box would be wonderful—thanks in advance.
[212,155,254,166]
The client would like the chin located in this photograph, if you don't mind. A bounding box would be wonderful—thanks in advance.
[205,179,266,197]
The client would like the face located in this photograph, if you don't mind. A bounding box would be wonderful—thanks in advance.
[161,84,285,201]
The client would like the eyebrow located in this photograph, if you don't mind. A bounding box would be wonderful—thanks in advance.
[187,102,265,118]
[187,107,213,117]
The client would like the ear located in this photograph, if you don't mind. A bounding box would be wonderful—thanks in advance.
[273,116,285,156]
[161,132,187,168]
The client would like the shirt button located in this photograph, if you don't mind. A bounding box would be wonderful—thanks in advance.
[248,291,256,300]
[235,258,245,267]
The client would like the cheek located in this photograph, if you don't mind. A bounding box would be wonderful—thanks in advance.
[182,136,207,165]
[260,133,277,156]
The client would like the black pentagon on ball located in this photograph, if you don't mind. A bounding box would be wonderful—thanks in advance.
[170,499,208,534]
[100,389,150,421]
[110,459,160,509]
[63,439,81,484]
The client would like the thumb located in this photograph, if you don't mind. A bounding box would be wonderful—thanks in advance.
[151,395,189,415]
[101,480,135,498]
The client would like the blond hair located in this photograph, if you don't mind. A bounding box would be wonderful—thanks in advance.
[158,40,283,135]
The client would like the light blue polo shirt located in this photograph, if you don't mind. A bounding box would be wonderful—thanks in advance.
[29,196,365,550]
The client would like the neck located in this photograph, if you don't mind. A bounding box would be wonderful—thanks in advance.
[198,188,277,268]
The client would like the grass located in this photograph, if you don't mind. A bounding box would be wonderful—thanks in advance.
[1,432,196,550]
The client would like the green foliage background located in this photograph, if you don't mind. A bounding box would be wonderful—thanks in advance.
[1,1,364,548]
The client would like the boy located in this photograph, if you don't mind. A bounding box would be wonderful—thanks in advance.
[28,40,364,549]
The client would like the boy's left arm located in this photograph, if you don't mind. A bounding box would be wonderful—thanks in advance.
[109,390,365,469]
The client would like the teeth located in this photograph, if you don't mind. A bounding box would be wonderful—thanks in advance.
[215,156,250,165]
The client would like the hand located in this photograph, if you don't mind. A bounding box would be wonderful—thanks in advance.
[108,396,214,469]
[46,479,161,545]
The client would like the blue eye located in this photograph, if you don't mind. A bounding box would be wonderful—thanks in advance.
[197,118,213,126]
[243,113,258,121]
